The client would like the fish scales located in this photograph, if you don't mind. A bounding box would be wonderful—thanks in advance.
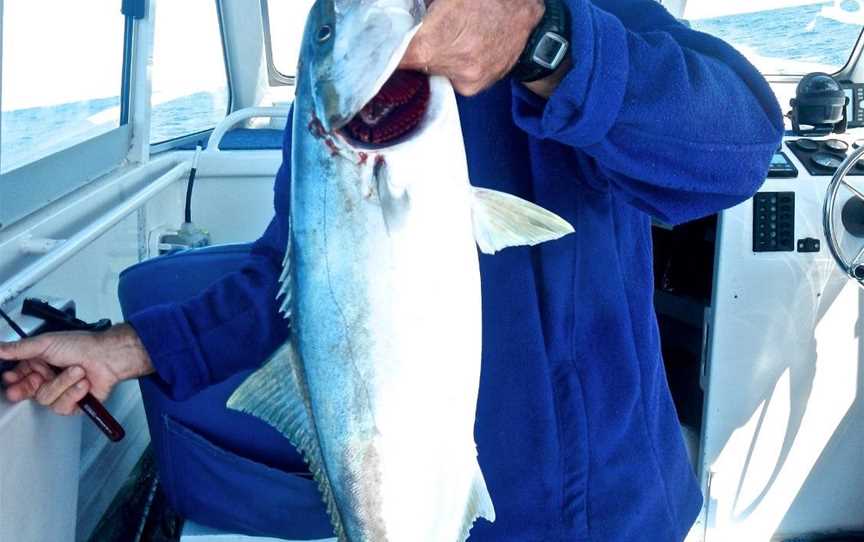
[292,78,486,541]
[228,1,574,540]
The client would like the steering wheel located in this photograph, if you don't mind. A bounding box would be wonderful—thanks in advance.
[824,144,864,285]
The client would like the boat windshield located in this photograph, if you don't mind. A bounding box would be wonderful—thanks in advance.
[683,0,864,75]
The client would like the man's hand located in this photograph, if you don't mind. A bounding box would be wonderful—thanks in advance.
[0,324,153,416]
[400,0,545,96]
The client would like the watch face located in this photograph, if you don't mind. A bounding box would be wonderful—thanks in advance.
[533,32,569,70]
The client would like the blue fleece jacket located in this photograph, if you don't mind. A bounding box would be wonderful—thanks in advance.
[129,0,783,539]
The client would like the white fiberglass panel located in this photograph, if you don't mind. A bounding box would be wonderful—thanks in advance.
[701,166,864,539]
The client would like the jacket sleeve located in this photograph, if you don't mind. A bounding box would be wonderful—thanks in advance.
[127,115,294,400]
[511,0,785,224]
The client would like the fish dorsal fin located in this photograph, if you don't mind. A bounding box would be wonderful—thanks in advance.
[471,187,574,255]
[227,342,347,541]
[277,236,292,318]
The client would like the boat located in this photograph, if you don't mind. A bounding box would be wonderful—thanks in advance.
[0,1,863,540]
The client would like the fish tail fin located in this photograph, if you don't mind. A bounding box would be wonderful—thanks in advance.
[459,462,496,542]
[227,342,347,541]
[471,187,574,255]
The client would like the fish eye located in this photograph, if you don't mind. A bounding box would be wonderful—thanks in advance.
[317,25,332,43]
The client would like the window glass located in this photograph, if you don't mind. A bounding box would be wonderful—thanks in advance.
[685,1,863,75]
[1,1,124,174]
[267,0,316,78]
[150,0,229,143]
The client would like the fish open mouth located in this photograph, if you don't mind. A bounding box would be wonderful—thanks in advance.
[340,70,430,147]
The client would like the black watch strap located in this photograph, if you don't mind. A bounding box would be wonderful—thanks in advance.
[511,0,571,83]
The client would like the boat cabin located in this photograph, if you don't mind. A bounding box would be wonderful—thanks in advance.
[0,1,863,541]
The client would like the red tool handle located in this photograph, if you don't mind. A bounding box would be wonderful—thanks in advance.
[78,393,125,442]
[46,364,125,442]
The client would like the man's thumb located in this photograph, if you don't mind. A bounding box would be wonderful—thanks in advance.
[399,9,441,72]
[398,35,429,71]
[0,336,48,360]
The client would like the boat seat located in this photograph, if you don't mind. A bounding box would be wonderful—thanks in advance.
[118,244,334,541]
[176,128,284,151]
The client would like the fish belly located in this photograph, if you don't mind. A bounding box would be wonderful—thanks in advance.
[292,140,488,541]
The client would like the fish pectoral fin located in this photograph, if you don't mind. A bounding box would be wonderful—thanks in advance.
[471,187,574,255]
[459,462,497,542]
[374,156,410,233]
[226,342,347,541]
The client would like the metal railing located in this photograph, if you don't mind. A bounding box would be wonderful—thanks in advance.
[205,106,291,152]
[0,158,191,307]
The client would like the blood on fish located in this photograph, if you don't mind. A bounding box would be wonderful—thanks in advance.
[344,70,430,145]
[309,116,327,138]
[358,152,369,166]
[325,138,341,156]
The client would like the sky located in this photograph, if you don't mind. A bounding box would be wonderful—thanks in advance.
[2,1,123,110]
[267,0,315,76]
[2,0,229,112]
[2,0,859,111]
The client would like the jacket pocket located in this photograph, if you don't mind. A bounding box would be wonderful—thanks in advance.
[159,414,334,540]
[551,361,591,541]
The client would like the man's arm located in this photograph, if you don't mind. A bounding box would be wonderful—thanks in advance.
[120,118,294,400]
[403,0,785,224]
[126,207,290,400]
[1,115,295,408]
[513,0,785,223]
[1,324,153,415]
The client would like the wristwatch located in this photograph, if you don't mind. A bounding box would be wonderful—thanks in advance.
[511,0,571,83]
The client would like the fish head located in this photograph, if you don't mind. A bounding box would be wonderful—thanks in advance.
[303,0,426,133]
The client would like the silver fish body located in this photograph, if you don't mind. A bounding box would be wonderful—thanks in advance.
[290,73,491,540]
[229,1,573,540]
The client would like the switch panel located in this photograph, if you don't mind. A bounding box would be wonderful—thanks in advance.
[753,192,795,252]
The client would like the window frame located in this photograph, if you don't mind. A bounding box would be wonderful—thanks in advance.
[0,127,132,230]
[120,11,136,125]
[0,1,137,231]
[148,0,234,152]
[261,0,297,87]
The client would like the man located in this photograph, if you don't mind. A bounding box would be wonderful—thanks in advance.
[0,0,783,540]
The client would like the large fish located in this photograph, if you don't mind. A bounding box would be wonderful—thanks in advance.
[227,0,574,540]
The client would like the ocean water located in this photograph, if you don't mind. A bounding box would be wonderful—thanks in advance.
[690,3,863,73]
[1,4,861,173]
[0,91,227,173]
